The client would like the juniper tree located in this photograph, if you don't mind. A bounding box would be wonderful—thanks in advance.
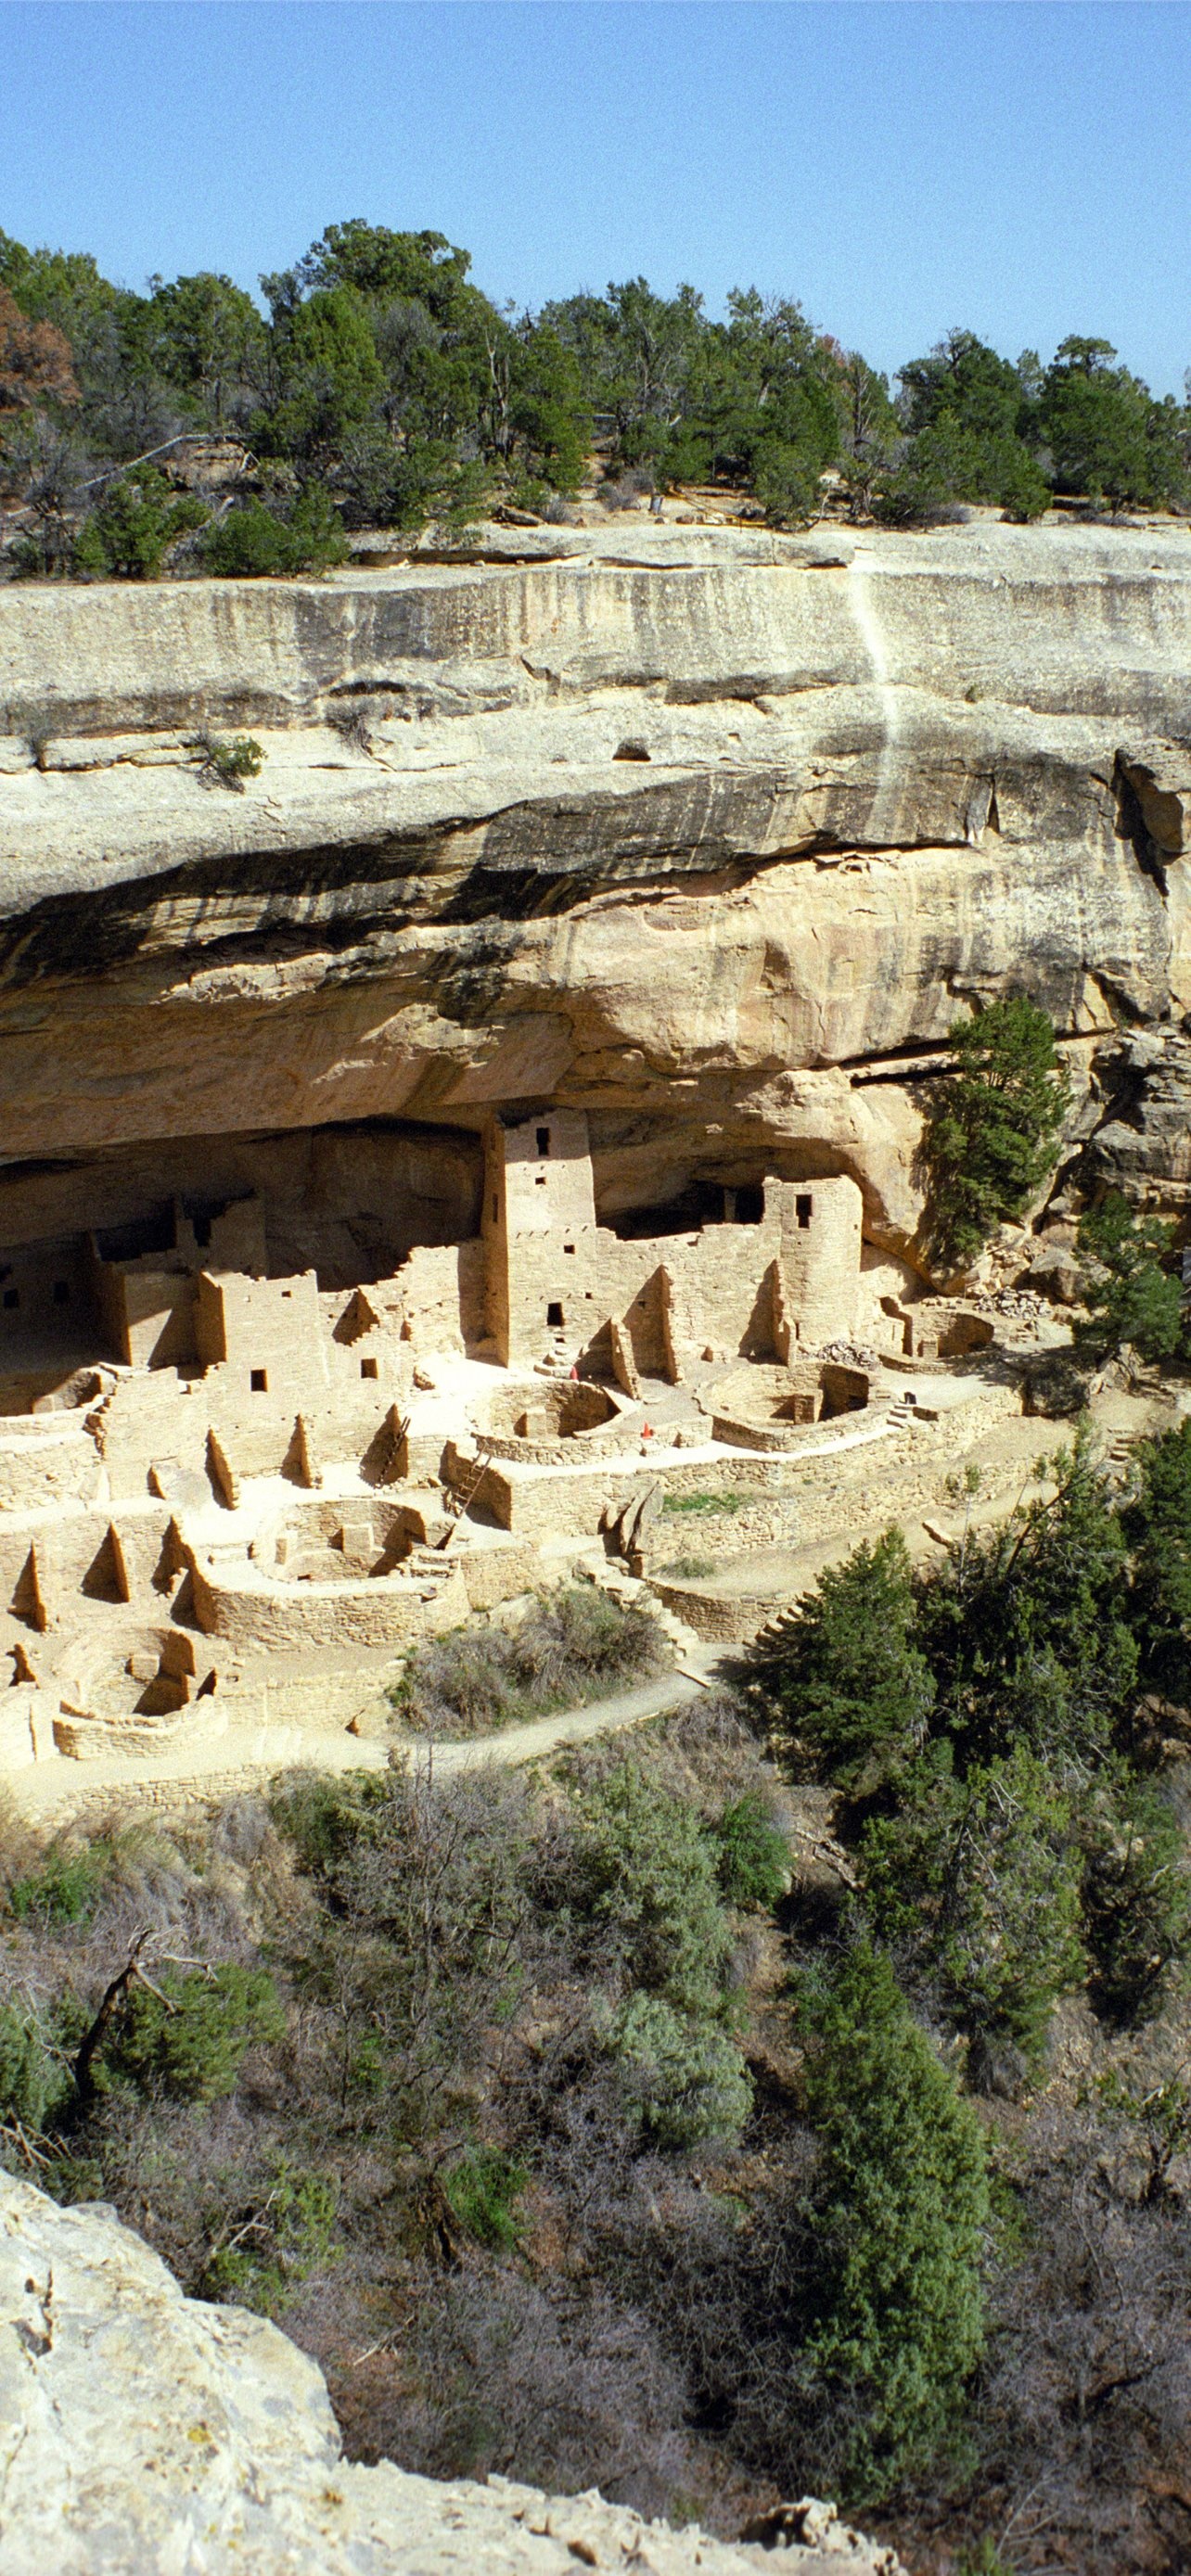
[923,995,1069,1265]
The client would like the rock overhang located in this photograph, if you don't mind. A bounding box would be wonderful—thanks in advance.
[0,517,1187,1254]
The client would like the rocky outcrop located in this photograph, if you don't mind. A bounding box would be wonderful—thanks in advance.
[1,518,1189,1263]
[0,2174,903,2574]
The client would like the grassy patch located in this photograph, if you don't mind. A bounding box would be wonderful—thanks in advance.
[660,1491,745,1518]
[391,1585,668,1739]
[443,2146,528,2249]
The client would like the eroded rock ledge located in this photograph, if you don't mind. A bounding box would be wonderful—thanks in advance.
[1,519,1190,1257]
[0,2174,903,2575]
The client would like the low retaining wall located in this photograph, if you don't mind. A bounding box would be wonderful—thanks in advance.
[442,1414,918,1541]
[648,1578,777,1645]
[189,1556,470,1651]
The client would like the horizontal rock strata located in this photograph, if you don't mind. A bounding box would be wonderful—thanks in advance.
[1,520,1189,1261]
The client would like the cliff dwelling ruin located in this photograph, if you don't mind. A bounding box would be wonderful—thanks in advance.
[2,516,1187,1796]
[0,1097,1035,1785]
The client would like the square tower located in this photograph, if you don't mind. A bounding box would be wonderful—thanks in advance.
[482,1110,597,1365]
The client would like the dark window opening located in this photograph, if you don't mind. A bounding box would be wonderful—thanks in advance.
[608,1178,729,1241]
[796,1193,813,1230]
[250,1368,268,1393]
[546,1301,564,1328]
[535,1175,547,1187]
[181,1192,237,1250]
[492,1195,499,1222]
[3,1290,18,1311]
[536,1126,551,1156]
[281,1289,292,1300]
[735,1184,765,1225]
[96,1203,174,1263]
[564,1243,575,1255]
[360,1357,378,1380]
[52,1280,70,1305]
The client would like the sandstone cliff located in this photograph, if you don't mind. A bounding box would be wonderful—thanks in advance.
[0,2174,902,2574]
[1,518,1189,1267]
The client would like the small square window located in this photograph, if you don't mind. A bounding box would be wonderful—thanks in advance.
[360,1356,378,1380]
[2,1289,18,1311]
[564,1243,575,1255]
[796,1192,813,1230]
[535,1175,547,1187]
[53,1280,70,1305]
[250,1368,268,1393]
[536,1126,551,1155]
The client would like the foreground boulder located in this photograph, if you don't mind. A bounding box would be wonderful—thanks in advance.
[0,2174,903,2573]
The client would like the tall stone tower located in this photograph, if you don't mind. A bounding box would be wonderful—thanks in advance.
[481,1110,597,1366]
[772,1175,864,1346]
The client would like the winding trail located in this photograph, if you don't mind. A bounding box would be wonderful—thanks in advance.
[403,1660,717,1777]
[8,1655,722,1821]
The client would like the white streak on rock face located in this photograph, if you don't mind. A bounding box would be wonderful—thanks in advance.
[846,550,904,848]
[0,2174,904,2576]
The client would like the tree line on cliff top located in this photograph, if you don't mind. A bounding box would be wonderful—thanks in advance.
[2,216,1190,573]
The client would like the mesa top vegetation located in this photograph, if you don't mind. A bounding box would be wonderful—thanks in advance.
[3,217,1190,575]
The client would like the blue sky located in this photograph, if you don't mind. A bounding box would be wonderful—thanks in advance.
[4,1,1190,394]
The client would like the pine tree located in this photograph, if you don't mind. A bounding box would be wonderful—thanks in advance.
[924,996,1069,1265]
[797,1943,991,2496]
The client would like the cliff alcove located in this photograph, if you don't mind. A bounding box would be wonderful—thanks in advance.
[0,516,1188,1797]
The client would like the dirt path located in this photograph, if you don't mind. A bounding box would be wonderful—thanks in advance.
[397,1660,717,1776]
[8,1656,721,1821]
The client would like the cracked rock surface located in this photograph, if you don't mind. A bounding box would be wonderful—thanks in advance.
[0,2175,903,2574]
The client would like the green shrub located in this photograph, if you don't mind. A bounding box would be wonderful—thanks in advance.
[200,486,348,577]
[393,1623,522,1735]
[796,1943,991,2498]
[0,2001,70,2131]
[574,1761,732,2016]
[751,437,825,528]
[1077,1192,1185,1363]
[270,1769,374,1877]
[859,1744,1084,2066]
[715,1792,790,1909]
[661,1491,744,1516]
[7,1839,109,1927]
[187,732,263,790]
[916,1424,1135,1772]
[201,500,299,575]
[1095,2068,1191,2203]
[748,1529,934,1788]
[100,1964,285,2104]
[442,2145,528,2249]
[200,2157,339,2311]
[1122,1416,1191,1698]
[608,1992,752,2147]
[922,996,1070,1266]
[955,2546,1016,2576]
[1080,1775,1191,2025]
[73,465,207,579]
